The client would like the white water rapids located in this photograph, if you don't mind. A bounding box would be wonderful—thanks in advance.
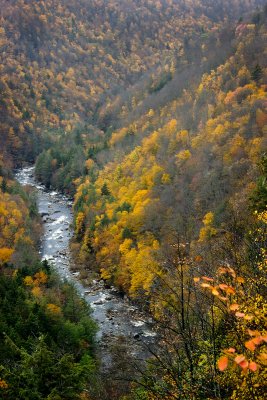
[16,166,156,367]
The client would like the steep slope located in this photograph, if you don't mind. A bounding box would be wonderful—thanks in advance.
[68,9,267,298]
[0,0,266,167]
[0,1,267,399]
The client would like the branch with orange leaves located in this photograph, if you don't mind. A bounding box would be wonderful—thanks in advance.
[195,264,267,375]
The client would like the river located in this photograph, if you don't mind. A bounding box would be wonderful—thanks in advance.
[15,166,156,369]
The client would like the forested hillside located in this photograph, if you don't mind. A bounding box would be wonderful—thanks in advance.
[0,0,267,399]
[0,173,98,398]
[69,17,266,295]
[1,0,266,167]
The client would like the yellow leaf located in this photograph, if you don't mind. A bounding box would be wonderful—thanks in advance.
[0,247,14,265]
[34,271,48,285]
[0,379,8,389]
[202,212,214,226]
[229,303,239,311]
[248,329,261,337]
[258,353,267,365]
[31,286,42,297]
[201,283,210,288]
[176,149,192,161]
[24,276,34,286]
[47,303,61,315]
[212,288,219,296]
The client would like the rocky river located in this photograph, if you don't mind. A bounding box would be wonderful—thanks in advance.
[15,166,156,369]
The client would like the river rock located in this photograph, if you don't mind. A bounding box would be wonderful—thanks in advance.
[133,333,141,340]
[93,300,104,305]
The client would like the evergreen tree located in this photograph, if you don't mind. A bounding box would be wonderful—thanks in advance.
[101,183,110,196]
[251,64,263,83]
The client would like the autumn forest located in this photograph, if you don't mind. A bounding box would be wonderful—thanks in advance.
[0,0,266,399]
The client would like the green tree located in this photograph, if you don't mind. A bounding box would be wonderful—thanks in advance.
[101,183,110,196]
[251,64,263,83]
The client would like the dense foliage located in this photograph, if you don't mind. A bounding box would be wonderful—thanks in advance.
[69,9,267,300]
[0,170,40,267]
[0,261,97,399]
[126,190,267,399]
[1,0,266,167]
[0,173,98,398]
[0,0,266,398]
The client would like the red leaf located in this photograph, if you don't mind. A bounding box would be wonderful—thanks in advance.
[239,359,249,369]
[218,356,228,371]
[252,337,262,346]
[235,355,245,365]
[245,340,256,351]
[218,284,235,294]
[249,362,258,372]
[218,283,228,291]
[225,286,235,294]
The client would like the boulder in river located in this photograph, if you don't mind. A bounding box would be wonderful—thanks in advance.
[133,333,141,340]
[93,299,104,305]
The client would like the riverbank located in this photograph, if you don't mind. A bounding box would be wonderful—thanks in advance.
[15,166,157,371]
